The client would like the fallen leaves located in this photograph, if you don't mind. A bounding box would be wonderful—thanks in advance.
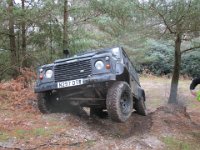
[0,68,37,113]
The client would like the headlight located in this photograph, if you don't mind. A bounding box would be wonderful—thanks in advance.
[95,61,104,70]
[45,70,53,78]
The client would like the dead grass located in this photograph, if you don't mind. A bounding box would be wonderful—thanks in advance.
[0,76,200,150]
[140,76,200,112]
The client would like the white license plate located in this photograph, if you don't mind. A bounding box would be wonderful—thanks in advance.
[57,79,83,88]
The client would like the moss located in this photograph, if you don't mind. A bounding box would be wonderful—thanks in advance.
[0,132,9,142]
[162,136,200,150]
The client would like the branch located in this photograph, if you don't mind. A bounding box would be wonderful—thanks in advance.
[0,48,10,51]
[0,32,12,36]
[0,146,21,150]
[150,6,176,34]
[182,28,200,33]
[158,27,168,38]
[181,45,200,54]
[72,12,101,26]
[0,65,17,79]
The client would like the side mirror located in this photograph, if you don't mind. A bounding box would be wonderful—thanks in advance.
[63,49,69,57]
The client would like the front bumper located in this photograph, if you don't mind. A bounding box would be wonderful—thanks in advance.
[34,73,116,93]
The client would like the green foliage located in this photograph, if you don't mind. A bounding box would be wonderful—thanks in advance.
[133,39,200,77]
[133,39,173,75]
[181,51,200,78]
[0,131,9,142]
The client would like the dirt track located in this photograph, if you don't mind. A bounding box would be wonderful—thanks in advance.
[0,77,200,150]
[1,105,200,150]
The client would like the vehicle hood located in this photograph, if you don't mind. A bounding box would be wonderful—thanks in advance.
[54,49,111,64]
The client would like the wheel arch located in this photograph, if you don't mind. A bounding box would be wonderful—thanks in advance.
[138,88,146,101]
[116,67,130,85]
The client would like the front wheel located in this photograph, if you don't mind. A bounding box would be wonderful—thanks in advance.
[106,81,133,122]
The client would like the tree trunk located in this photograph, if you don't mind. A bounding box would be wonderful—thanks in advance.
[63,0,69,50]
[21,0,27,67]
[168,33,182,104]
[8,0,18,78]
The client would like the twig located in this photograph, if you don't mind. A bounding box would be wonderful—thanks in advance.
[0,32,12,36]
[72,12,101,26]
[181,45,200,54]
[150,6,175,34]
[27,140,97,150]
[0,66,16,78]
[0,145,21,150]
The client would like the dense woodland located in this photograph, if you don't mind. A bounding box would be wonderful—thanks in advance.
[0,0,200,103]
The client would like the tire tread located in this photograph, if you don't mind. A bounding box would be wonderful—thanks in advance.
[106,81,133,122]
[37,93,51,114]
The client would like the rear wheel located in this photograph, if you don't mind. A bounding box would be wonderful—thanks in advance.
[37,92,54,113]
[90,107,107,118]
[106,81,133,122]
[37,92,72,113]
[134,94,147,116]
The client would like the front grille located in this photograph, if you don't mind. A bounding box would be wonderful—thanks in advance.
[54,59,92,82]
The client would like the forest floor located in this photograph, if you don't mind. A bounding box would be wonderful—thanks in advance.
[0,75,200,150]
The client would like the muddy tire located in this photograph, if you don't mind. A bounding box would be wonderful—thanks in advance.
[38,92,82,114]
[37,92,53,113]
[134,94,147,116]
[38,92,65,113]
[106,81,133,122]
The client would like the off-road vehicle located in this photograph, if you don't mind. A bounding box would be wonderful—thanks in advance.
[35,47,146,122]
